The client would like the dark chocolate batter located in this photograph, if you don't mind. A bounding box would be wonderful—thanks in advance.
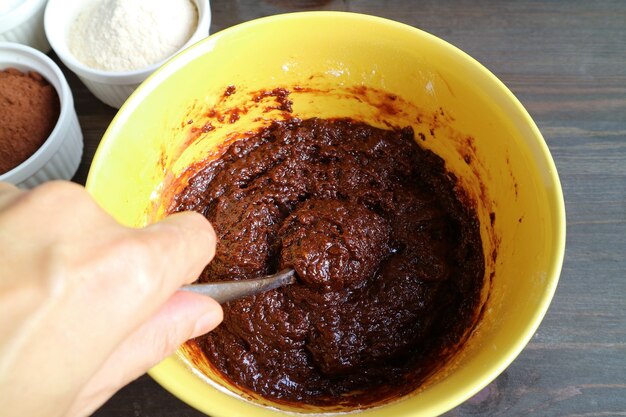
[170,118,484,406]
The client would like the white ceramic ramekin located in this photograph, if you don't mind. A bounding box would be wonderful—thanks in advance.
[0,42,83,188]
[0,0,50,52]
[44,0,211,108]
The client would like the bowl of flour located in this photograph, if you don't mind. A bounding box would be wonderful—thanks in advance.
[44,0,211,108]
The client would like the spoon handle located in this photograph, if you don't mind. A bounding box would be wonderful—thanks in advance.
[180,269,296,304]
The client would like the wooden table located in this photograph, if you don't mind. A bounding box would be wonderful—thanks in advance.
[54,0,626,415]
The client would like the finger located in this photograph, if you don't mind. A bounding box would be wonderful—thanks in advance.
[66,291,223,417]
[69,212,217,354]
[0,182,21,208]
[138,211,217,289]
[0,181,114,238]
[0,181,18,192]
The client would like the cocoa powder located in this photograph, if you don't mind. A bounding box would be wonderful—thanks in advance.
[0,68,60,174]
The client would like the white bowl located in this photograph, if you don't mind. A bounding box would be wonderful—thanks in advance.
[44,0,211,108]
[0,0,50,52]
[0,42,83,188]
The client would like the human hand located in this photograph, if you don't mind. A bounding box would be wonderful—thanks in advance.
[0,181,223,417]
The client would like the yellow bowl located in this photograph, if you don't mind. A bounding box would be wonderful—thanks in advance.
[86,12,565,417]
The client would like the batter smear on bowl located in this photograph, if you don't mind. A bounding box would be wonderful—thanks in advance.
[170,118,485,406]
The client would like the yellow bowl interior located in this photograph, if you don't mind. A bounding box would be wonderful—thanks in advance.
[86,12,565,417]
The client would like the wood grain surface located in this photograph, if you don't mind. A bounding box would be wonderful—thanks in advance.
[54,0,626,415]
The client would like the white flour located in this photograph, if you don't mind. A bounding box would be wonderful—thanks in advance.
[68,0,198,72]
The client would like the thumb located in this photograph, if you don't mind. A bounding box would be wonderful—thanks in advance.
[66,292,223,417]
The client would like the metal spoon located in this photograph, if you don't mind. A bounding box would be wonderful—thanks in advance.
[180,268,296,304]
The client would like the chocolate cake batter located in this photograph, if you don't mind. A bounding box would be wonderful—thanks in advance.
[170,118,484,406]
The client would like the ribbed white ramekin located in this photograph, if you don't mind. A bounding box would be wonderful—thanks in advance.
[0,42,83,188]
[45,0,211,108]
[0,0,50,52]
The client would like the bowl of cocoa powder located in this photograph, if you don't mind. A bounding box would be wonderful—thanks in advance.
[0,42,83,188]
